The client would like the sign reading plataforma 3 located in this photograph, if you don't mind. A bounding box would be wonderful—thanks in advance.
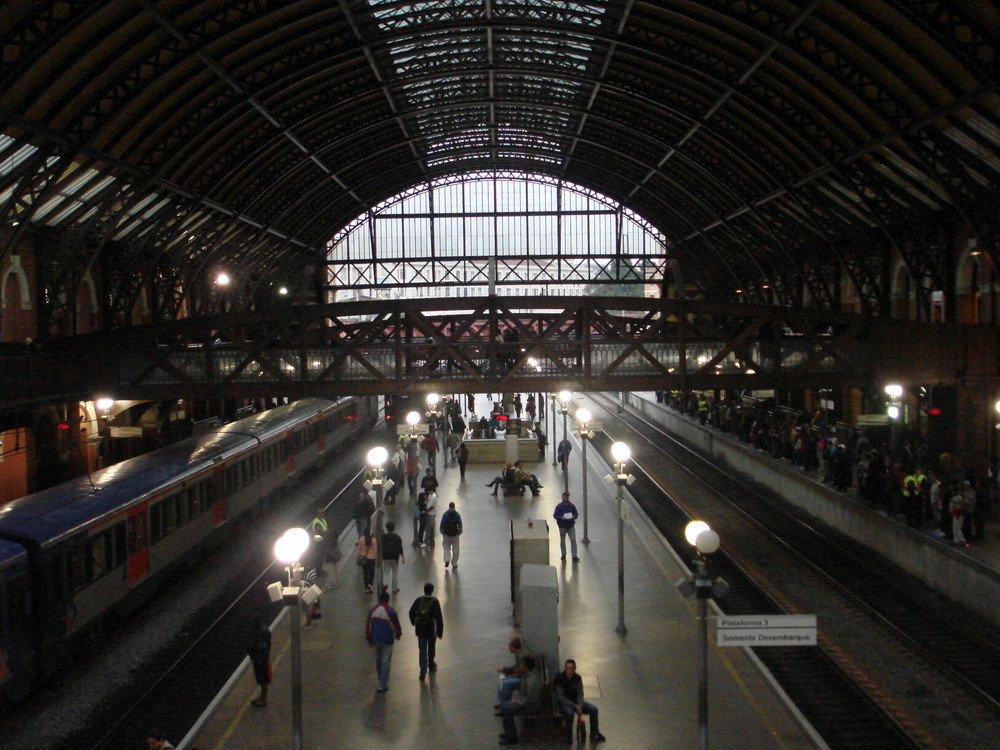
[716,615,817,647]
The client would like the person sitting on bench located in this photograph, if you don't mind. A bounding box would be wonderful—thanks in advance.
[487,462,514,496]
[553,658,606,743]
[497,655,542,745]
[513,461,542,496]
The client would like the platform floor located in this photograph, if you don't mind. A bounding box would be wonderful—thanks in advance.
[186,439,821,750]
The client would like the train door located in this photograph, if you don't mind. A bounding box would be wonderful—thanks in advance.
[212,465,227,527]
[125,503,149,585]
[317,417,326,454]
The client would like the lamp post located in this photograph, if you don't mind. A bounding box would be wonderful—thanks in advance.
[426,393,441,472]
[366,446,391,596]
[550,393,558,466]
[610,441,632,634]
[559,390,571,490]
[885,384,903,455]
[576,407,593,544]
[274,528,311,750]
[684,521,722,750]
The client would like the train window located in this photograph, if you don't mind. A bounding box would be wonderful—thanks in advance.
[90,533,108,580]
[67,540,88,592]
[189,485,201,517]
[150,504,163,543]
[177,492,189,526]
[111,522,127,568]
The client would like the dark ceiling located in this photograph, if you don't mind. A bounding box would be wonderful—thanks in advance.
[2,0,999,312]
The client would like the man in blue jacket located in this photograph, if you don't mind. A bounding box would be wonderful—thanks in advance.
[553,491,580,562]
[365,591,402,692]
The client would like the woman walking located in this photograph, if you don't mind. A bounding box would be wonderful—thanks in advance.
[355,529,378,592]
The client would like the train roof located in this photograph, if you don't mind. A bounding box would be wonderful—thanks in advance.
[0,398,339,546]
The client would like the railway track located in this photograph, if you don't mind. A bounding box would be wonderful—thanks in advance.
[82,463,368,750]
[589,393,1000,750]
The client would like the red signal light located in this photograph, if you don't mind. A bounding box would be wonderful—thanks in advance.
[927,408,941,416]
[57,422,70,430]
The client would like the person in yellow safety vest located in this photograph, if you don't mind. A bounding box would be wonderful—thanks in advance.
[901,473,921,528]
[697,398,709,425]
[309,509,331,574]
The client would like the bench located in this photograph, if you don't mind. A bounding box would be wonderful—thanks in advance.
[501,482,526,497]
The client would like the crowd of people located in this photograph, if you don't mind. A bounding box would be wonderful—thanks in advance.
[657,390,993,544]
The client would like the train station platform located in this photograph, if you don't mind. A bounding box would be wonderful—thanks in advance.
[184,424,822,749]
[624,391,1000,629]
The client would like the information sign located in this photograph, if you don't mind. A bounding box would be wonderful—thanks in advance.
[716,614,816,647]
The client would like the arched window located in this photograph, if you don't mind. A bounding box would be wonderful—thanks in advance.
[326,171,670,301]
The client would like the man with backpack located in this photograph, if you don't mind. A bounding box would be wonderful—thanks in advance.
[408,582,444,679]
[439,501,463,569]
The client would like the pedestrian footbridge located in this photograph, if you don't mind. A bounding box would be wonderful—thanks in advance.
[0,296,988,410]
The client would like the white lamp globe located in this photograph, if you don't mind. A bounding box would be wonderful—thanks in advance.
[610,441,631,463]
[367,446,388,467]
[685,520,711,547]
[426,393,440,406]
[558,390,572,405]
[887,405,900,420]
[695,529,721,555]
[215,272,230,286]
[96,398,114,411]
[576,407,592,424]
[406,411,421,426]
[994,399,1000,416]
[884,384,903,400]
[275,528,310,564]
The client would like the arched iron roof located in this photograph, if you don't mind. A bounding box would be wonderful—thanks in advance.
[1,0,998,314]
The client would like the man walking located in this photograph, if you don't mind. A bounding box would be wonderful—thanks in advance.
[439,501,463,569]
[421,490,438,546]
[353,489,375,538]
[308,509,331,575]
[408,582,444,679]
[557,436,573,472]
[381,521,405,593]
[365,591,402,692]
[456,441,469,478]
[553,491,580,562]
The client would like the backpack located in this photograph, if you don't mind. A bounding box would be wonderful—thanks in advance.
[442,512,460,536]
[414,596,435,630]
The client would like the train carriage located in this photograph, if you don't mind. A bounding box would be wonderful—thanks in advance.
[0,396,374,708]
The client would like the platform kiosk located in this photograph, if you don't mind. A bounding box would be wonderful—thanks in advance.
[510,519,549,624]
[519,563,559,668]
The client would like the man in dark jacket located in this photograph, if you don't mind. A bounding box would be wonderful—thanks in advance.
[353,489,375,537]
[553,658,605,743]
[408,582,444,679]
[380,521,405,593]
[439,501,463,569]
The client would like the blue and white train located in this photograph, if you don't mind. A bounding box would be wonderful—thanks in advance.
[0,396,375,707]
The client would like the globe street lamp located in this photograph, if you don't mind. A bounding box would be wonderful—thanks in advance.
[366,446,392,596]
[684,521,723,750]
[550,393,559,466]
[610,441,632,634]
[576,407,593,544]
[559,390,572,490]
[274,528,311,750]
[885,384,903,452]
